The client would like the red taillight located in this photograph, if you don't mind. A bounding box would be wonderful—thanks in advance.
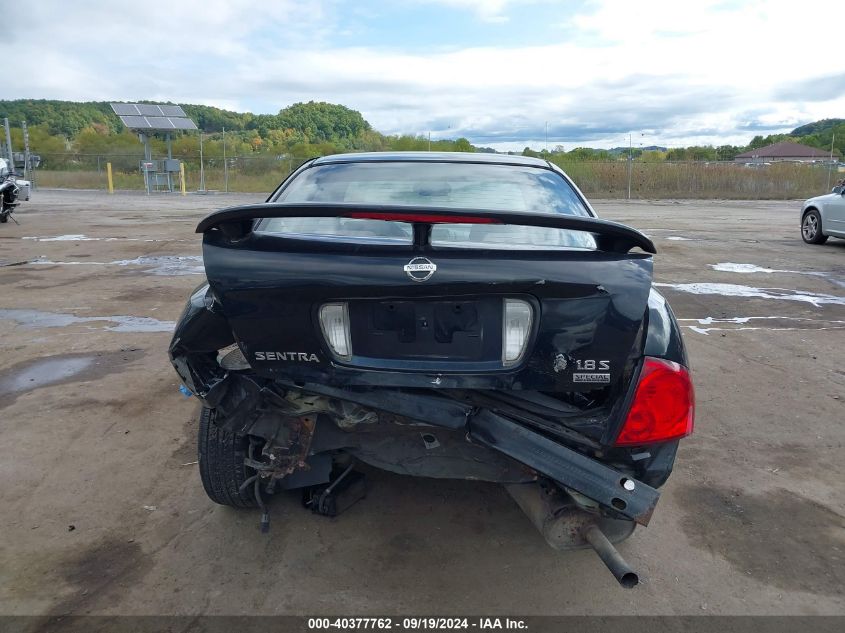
[614,357,695,446]
[345,212,499,224]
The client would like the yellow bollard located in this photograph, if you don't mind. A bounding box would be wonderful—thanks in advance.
[106,162,114,194]
[180,162,186,196]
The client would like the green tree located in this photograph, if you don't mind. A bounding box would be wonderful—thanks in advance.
[277,102,371,143]
[453,137,474,152]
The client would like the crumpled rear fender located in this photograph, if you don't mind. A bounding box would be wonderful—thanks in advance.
[168,283,234,402]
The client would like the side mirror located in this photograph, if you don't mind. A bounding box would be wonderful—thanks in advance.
[833,186,843,194]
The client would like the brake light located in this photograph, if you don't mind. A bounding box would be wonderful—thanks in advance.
[614,357,694,446]
[345,212,499,224]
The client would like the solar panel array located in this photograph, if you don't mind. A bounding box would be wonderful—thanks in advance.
[110,103,198,131]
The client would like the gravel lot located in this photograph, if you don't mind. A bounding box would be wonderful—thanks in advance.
[0,190,843,617]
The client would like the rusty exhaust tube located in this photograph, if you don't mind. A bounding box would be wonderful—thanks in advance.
[584,525,639,588]
[506,483,640,587]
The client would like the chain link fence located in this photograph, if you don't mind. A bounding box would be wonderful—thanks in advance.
[30,153,310,194]
[26,152,842,199]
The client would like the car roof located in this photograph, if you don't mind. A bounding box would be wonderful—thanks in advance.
[312,151,552,168]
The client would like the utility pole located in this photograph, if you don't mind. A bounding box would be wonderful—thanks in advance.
[828,133,836,190]
[3,118,12,166]
[627,133,633,200]
[199,131,206,192]
[223,126,228,193]
[22,121,31,185]
[428,132,431,151]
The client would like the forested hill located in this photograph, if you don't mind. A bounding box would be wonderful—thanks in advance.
[0,99,370,140]
[0,98,842,161]
[790,119,844,137]
[0,99,478,158]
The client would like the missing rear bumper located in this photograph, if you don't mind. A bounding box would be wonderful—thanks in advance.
[470,410,659,526]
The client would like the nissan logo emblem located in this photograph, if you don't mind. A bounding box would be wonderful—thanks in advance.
[404,257,437,282]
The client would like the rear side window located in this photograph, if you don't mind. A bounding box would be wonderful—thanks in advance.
[260,161,594,248]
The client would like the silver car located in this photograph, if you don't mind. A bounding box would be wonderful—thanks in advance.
[801,182,845,244]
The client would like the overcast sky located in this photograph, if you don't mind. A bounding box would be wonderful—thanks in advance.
[7,0,844,150]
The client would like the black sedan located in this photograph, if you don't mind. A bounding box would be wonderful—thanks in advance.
[169,152,694,587]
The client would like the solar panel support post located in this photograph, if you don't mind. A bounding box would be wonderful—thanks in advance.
[166,133,173,193]
[139,132,152,195]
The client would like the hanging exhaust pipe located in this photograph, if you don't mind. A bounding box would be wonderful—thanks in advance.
[506,483,639,588]
[584,525,639,588]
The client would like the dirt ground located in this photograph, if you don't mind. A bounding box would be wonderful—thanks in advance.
[0,190,843,617]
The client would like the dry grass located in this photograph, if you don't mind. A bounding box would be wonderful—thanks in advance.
[32,166,293,196]
[31,161,838,199]
[559,161,835,199]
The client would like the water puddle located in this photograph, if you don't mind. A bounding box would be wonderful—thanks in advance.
[0,357,95,395]
[30,255,204,276]
[0,349,146,405]
[665,236,697,241]
[23,234,187,243]
[23,234,100,242]
[677,484,845,595]
[654,282,845,307]
[111,255,204,276]
[0,309,175,332]
[710,263,845,288]
[712,263,781,274]
[677,315,845,335]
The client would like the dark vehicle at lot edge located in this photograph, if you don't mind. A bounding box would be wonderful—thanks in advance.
[170,152,694,587]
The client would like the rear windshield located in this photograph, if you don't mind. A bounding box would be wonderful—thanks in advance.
[261,161,595,249]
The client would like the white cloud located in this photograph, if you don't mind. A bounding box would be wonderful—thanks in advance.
[4,0,844,149]
[416,0,518,23]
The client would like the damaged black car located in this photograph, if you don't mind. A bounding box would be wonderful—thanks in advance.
[169,152,694,587]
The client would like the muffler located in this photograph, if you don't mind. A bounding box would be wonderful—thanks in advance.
[506,482,639,588]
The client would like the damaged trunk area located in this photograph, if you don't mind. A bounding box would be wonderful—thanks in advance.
[171,191,692,587]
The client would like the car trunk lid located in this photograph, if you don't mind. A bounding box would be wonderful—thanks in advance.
[199,203,654,398]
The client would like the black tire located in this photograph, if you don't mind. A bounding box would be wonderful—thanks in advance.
[197,407,258,508]
[801,209,828,244]
[0,212,7,223]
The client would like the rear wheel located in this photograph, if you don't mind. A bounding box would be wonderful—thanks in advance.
[197,407,258,508]
[802,209,828,244]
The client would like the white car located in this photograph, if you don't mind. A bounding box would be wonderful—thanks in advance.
[801,184,845,244]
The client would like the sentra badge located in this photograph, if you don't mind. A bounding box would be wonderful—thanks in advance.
[255,351,319,362]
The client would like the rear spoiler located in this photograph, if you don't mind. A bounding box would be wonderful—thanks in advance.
[196,202,656,254]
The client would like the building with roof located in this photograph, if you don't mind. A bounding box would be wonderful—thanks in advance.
[734,141,839,163]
